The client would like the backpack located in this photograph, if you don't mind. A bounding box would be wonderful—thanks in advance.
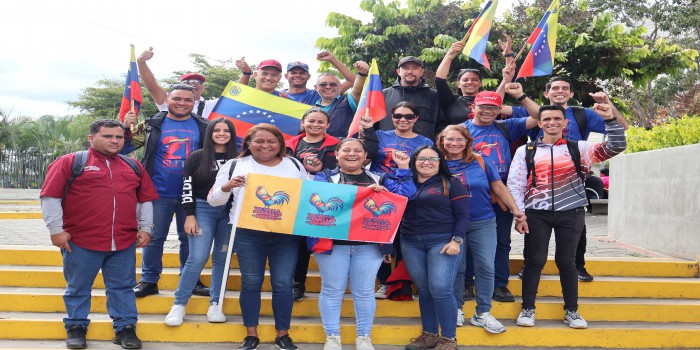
[530,106,587,141]
[525,140,585,189]
[65,150,142,196]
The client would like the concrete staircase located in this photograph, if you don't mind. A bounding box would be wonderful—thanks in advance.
[0,246,699,348]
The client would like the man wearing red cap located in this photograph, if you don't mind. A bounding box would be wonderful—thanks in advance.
[137,47,217,118]
[463,89,537,303]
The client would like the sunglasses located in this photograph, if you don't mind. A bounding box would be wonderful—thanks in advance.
[317,82,340,87]
[181,79,203,86]
[392,113,417,120]
[416,156,440,163]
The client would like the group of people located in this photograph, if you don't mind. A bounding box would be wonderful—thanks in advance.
[41,35,628,350]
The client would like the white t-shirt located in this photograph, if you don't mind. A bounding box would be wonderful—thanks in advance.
[157,98,218,119]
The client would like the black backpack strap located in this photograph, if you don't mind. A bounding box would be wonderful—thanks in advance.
[566,140,586,182]
[286,156,302,171]
[493,121,511,143]
[118,154,142,177]
[524,141,537,189]
[571,106,587,140]
[65,150,89,197]
[196,100,206,117]
[227,159,239,179]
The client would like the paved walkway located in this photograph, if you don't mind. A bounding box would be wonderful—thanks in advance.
[0,189,671,258]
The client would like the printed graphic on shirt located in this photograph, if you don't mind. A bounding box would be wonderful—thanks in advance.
[151,117,201,198]
[370,131,433,174]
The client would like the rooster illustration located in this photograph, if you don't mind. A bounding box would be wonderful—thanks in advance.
[309,193,344,214]
[364,198,397,218]
[255,186,290,208]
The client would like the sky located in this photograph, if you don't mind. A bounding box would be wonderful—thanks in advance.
[0,0,516,118]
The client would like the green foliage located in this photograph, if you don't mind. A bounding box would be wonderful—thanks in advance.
[163,54,243,100]
[626,115,700,153]
[67,78,159,120]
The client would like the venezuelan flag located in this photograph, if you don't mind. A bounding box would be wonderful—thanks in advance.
[118,45,142,122]
[462,0,498,71]
[209,82,310,140]
[517,0,560,78]
[235,174,405,243]
[347,59,386,138]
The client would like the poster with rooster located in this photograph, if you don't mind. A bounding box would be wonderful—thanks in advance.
[234,173,407,243]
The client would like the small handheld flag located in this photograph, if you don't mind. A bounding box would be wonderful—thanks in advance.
[516,0,560,79]
[462,0,498,71]
[347,59,386,138]
[118,45,142,122]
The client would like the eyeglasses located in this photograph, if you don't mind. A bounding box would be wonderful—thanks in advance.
[444,137,467,143]
[477,105,500,112]
[181,79,203,86]
[392,113,417,120]
[317,82,340,87]
[416,156,440,163]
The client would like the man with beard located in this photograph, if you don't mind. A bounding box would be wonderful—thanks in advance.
[122,84,210,298]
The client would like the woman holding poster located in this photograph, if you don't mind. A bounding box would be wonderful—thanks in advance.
[208,124,312,350]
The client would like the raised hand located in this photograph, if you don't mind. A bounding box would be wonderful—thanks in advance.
[137,47,154,63]
[236,57,251,74]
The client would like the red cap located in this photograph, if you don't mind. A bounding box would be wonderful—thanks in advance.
[474,91,502,107]
[179,72,206,82]
[258,59,283,71]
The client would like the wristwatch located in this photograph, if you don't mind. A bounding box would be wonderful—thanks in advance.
[452,236,463,244]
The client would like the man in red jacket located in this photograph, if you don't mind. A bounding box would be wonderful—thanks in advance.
[41,119,159,349]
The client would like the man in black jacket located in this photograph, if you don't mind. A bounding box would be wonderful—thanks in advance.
[122,84,210,298]
[376,56,443,141]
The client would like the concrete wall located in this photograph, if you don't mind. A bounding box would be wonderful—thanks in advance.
[608,143,700,261]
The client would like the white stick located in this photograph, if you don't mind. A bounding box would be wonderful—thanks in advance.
[217,186,247,309]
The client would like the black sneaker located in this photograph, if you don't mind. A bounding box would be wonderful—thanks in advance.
[238,336,260,350]
[274,334,298,350]
[192,280,211,296]
[463,283,475,301]
[517,266,524,279]
[112,324,142,349]
[577,268,594,282]
[66,324,87,349]
[133,281,158,298]
[492,286,515,302]
[292,282,305,301]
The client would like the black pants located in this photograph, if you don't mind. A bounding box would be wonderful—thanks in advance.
[523,224,588,270]
[293,239,311,284]
[522,208,585,311]
[377,233,402,284]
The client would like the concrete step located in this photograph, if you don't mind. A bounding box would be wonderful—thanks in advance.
[1,312,699,348]
[1,246,697,278]
[1,287,699,323]
[2,265,699,299]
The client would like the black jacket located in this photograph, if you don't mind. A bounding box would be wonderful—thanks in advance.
[376,77,442,141]
[122,111,209,175]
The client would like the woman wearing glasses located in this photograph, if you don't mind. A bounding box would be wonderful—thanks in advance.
[367,101,433,297]
[383,145,469,350]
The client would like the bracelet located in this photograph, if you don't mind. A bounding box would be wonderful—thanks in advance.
[504,53,515,58]
[242,71,253,76]
[357,72,369,77]
[603,116,617,123]
[517,94,528,102]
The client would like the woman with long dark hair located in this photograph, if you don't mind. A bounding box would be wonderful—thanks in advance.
[383,145,470,350]
[164,118,238,326]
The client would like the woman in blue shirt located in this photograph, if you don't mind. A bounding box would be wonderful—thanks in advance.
[436,125,526,334]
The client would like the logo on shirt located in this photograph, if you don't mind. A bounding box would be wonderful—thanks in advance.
[162,137,192,160]
[474,141,505,163]
[83,166,100,172]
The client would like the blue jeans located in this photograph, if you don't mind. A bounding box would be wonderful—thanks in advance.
[315,244,384,337]
[174,199,232,305]
[141,197,188,283]
[62,242,137,332]
[401,233,460,339]
[454,217,497,314]
[234,229,299,330]
[494,204,514,287]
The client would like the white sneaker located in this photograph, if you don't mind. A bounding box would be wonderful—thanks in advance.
[323,335,342,350]
[564,310,588,329]
[356,336,374,350]
[164,304,186,326]
[516,308,535,327]
[456,309,465,327]
[471,312,506,334]
[207,302,226,323]
[374,284,388,299]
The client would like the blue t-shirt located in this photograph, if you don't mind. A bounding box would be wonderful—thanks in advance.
[319,94,358,138]
[447,159,500,221]
[286,88,321,105]
[464,119,528,180]
[151,117,201,198]
[370,130,433,175]
[511,106,606,141]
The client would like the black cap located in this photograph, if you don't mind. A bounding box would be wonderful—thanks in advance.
[398,56,424,68]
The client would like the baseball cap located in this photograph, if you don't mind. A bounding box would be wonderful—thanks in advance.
[258,59,283,71]
[287,61,310,72]
[398,56,424,68]
[179,72,206,82]
[474,91,503,107]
